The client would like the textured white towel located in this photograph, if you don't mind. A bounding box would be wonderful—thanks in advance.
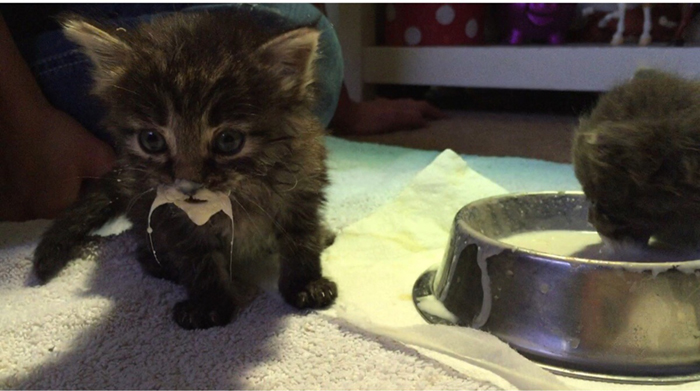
[0,141,501,390]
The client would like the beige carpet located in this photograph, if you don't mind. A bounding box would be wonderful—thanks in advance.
[340,110,579,164]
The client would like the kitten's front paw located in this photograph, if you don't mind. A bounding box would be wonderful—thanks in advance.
[284,277,337,309]
[173,299,236,330]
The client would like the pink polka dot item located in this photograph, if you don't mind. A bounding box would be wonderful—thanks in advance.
[384,4,487,46]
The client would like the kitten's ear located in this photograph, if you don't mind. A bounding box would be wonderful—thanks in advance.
[60,14,131,90]
[257,27,321,98]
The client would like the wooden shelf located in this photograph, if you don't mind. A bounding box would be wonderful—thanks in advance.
[362,45,700,92]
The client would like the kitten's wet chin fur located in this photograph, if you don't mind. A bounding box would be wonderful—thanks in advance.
[32,10,338,329]
[572,69,700,247]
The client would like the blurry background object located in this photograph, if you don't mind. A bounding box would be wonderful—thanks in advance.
[497,3,578,45]
[572,3,696,46]
[383,4,488,46]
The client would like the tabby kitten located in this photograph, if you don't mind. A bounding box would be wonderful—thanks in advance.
[573,69,700,247]
[32,10,338,329]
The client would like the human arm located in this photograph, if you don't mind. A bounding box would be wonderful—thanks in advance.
[330,84,445,135]
[0,14,115,221]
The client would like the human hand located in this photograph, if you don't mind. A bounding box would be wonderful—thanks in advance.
[332,97,446,135]
[0,106,115,221]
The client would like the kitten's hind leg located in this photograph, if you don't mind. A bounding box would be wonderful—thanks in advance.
[173,250,239,329]
[278,214,337,309]
[321,222,336,248]
[33,172,124,282]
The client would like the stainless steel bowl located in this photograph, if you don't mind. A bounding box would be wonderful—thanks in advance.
[413,192,700,384]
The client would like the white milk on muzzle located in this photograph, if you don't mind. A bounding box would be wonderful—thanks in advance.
[147,185,234,268]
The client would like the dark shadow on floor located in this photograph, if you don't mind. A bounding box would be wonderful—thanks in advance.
[12,233,293,389]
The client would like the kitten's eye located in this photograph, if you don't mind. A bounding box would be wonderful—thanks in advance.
[213,130,245,155]
[138,130,167,154]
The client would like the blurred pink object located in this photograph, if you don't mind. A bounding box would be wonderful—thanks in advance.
[499,3,577,45]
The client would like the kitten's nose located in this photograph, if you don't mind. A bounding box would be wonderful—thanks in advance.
[174,179,204,196]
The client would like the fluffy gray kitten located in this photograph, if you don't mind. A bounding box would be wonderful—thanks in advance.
[32,9,337,329]
[573,69,700,247]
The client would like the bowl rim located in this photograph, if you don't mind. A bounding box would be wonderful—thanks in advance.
[457,191,700,270]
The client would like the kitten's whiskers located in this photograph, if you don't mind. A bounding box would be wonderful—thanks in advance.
[280,175,298,192]
[230,194,262,235]
[126,187,156,214]
[229,219,235,278]
[112,85,143,98]
[243,193,287,235]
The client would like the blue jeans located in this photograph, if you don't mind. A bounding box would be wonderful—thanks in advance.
[13,4,343,143]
